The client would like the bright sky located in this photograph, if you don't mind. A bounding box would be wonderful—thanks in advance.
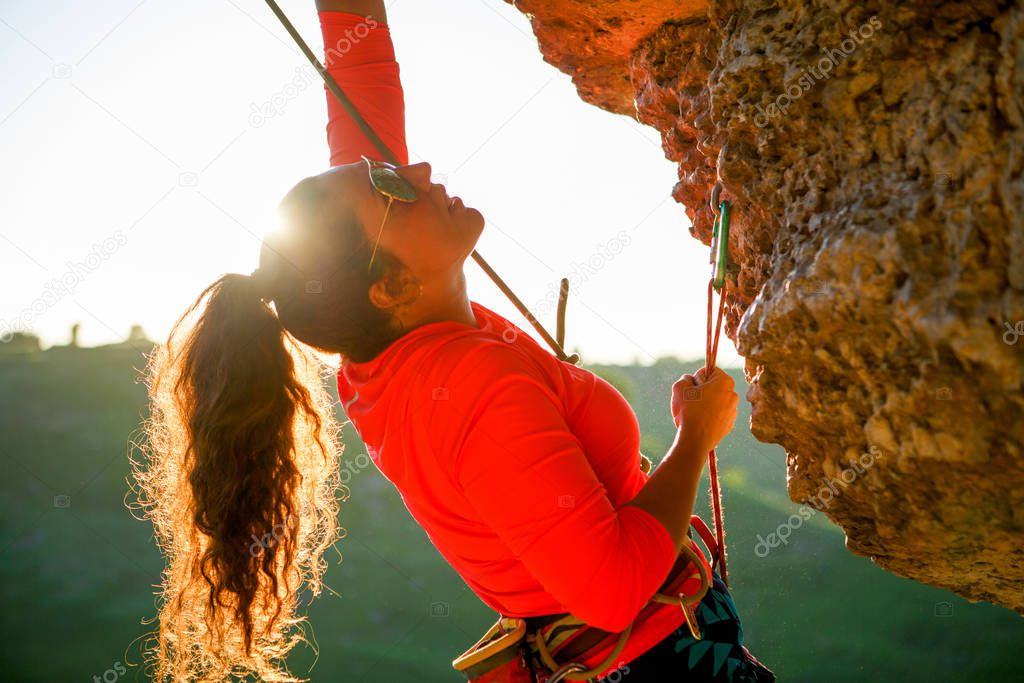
[0,0,740,367]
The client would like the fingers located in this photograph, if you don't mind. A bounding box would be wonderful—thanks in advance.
[695,366,719,384]
[671,374,694,426]
[694,366,734,388]
[673,369,737,401]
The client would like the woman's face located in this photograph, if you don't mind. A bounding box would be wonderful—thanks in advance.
[318,160,485,285]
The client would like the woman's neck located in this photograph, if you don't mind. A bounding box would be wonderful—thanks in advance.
[401,269,478,329]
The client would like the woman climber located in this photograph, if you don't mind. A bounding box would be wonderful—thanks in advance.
[132,1,775,681]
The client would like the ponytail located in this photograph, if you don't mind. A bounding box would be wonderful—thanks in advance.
[129,272,345,682]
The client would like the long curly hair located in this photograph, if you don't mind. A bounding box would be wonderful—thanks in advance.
[128,174,407,681]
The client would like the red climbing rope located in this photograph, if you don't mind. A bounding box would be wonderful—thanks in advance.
[703,183,730,586]
[704,278,729,586]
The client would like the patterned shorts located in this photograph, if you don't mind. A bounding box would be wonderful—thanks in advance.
[597,572,775,682]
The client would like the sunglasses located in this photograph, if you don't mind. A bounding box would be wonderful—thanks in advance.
[362,156,419,273]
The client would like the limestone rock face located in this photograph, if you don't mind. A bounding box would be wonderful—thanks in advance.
[507,0,708,114]
[507,0,1024,613]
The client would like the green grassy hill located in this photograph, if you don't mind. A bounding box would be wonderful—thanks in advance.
[0,346,1020,682]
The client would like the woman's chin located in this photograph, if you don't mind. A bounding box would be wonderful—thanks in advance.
[448,205,485,246]
[467,207,484,230]
[458,210,485,257]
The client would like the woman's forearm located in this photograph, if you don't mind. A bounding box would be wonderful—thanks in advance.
[315,0,387,23]
[622,427,708,553]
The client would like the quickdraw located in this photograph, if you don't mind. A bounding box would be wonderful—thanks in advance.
[705,180,732,585]
[709,182,732,292]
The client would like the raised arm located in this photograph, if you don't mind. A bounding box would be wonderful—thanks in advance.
[316,0,409,166]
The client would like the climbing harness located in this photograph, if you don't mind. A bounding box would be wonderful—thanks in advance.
[262,0,579,365]
[260,1,741,678]
[705,180,732,585]
[451,513,717,682]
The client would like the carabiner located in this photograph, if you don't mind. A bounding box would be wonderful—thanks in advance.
[712,200,731,292]
[710,181,723,215]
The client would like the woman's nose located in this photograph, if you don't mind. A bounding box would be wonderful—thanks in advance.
[397,162,432,191]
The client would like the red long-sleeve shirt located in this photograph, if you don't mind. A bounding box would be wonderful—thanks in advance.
[320,11,702,671]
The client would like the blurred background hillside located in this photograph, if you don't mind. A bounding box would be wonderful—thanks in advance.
[1,339,1021,682]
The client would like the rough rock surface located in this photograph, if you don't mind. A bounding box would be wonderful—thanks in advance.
[508,0,1024,613]
[507,0,707,114]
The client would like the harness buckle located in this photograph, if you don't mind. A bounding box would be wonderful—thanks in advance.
[679,598,703,641]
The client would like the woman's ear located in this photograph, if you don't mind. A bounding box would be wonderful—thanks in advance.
[368,264,421,310]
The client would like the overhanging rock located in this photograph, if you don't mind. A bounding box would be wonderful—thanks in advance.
[506,0,1024,613]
